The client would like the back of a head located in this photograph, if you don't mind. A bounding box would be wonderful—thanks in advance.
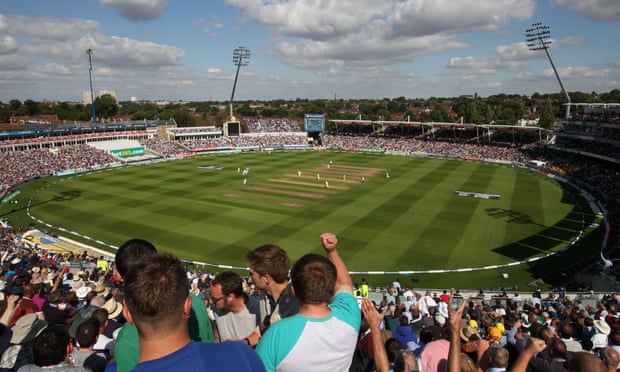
[290,253,336,304]
[609,330,620,346]
[123,253,187,335]
[76,319,100,348]
[245,244,290,284]
[385,338,403,363]
[549,337,567,359]
[212,271,244,297]
[565,351,606,372]
[559,322,575,338]
[600,347,620,369]
[489,345,509,368]
[393,350,417,372]
[32,325,70,367]
[91,309,108,331]
[115,238,157,278]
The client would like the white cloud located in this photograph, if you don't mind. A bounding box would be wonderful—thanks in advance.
[193,17,224,37]
[226,0,536,71]
[8,15,99,41]
[0,35,17,55]
[99,0,169,21]
[443,56,526,76]
[0,55,29,71]
[552,0,620,21]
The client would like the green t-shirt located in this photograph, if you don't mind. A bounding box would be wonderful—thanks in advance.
[113,293,214,372]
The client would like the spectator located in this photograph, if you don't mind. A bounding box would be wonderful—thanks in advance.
[210,271,260,345]
[90,309,114,360]
[17,325,86,371]
[112,239,214,372]
[246,244,299,334]
[0,312,48,370]
[256,232,360,371]
[106,253,265,371]
[9,284,39,327]
[392,315,419,352]
[70,319,106,372]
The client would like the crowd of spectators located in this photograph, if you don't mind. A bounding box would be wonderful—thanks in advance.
[243,118,303,133]
[0,146,117,196]
[181,137,231,150]
[321,134,536,163]
[138,138,192,158]
[0,231,619,371]
[229,133,307,148]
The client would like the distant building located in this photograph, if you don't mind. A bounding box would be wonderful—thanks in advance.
[82,89,118,105]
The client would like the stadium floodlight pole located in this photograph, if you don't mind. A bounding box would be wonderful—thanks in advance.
[86,48,97,124]
[229,46,251,118]
[525,22,571,119]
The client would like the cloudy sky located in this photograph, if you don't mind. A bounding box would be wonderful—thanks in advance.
[0,0,619,103]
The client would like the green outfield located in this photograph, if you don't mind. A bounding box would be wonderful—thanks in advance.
[2,150,603,289]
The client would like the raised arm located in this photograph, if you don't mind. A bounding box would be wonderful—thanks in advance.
[448,300,466,372]
[361,298,389,372]
[320,232,353,293]
[511,337,547,372]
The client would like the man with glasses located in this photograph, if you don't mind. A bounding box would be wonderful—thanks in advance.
[245,244,300,336]
[210,271,261,345]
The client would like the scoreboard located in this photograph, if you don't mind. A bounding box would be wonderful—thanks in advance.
[304,114,325,132]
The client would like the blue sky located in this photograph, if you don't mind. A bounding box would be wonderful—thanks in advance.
[0,0,618,102]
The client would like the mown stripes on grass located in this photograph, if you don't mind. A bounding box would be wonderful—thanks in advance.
[29,152,578,274]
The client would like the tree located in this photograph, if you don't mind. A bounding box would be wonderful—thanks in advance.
[9,99,22,112]
[171,110,195,126]
[538,97,555,130]
[94,94,118,119]
[23,100,41,116]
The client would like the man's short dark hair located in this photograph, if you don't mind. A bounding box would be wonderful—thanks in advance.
[123,253,188,336]
[211,271,244,297]
[566,351,607,371]
[384,338,402,363]
[489,345,509,368]
[91,308,108,327]
[32,325,70,367]
[76,319,100,348]
[290,253,336,304]
[115,239,157,278]
[245,244,290,283]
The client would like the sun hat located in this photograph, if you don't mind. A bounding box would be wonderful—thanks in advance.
[460,326,481,342]
[594,319,611,335]
[94,283,109,297]
[10,313,48,344]
[102,298,123,320]
[76,286,92,299]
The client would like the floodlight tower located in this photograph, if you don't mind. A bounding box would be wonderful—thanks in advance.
[86,48,97,124]
[526,22,571,119]
[229,46,251,118]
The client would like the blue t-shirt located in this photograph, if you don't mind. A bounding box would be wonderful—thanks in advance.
[105,340,265,372]
[256,292,360,372]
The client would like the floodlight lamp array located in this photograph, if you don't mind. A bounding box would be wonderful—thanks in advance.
[525,23,552,51]
[232,47,251,67]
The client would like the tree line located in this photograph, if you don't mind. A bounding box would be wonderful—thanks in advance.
[2,89,619,130]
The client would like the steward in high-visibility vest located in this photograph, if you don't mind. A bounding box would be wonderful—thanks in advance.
[96,256,109,273]
[360,278,369,298]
